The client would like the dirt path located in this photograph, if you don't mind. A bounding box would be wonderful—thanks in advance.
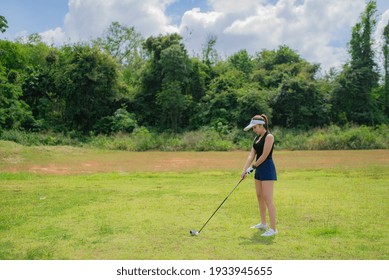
[1,143,388,175]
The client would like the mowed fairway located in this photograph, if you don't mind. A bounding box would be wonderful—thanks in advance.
[0,141,388,260]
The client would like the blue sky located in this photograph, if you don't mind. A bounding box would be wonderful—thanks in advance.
[1,0,68,35]
[2,0,211,35]
[167,0,210,24]
[2,0,389,71]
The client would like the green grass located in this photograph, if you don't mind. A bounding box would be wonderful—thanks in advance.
[0,167,388,260]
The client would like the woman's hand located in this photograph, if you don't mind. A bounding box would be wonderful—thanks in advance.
[246,166,255,175]
[241,166,254,179]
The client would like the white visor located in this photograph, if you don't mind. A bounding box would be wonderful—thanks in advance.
[243,119,265,131]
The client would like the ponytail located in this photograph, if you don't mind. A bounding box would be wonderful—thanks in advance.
[260,114,269,131]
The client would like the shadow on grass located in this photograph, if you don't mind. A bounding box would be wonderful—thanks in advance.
[239,230,276,246]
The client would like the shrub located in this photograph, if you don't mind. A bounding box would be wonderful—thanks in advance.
[307,125,388,150]
[130,126,157,151]
[0,129,79,146]
[1,125,387,151]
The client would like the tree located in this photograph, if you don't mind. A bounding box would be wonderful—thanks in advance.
[273,75,330,128]
[93,22,144,66]
[93,22,145,124]
[0,16,8,33]
[201,35,218,86]
[0,38,54,130]
[200,66,246,127]
[228,49,253,78]
[61,45,122,133]
[0,40,28,71]
[0,67,34,129]
[156,81,188,132]
[136,34,191,131]
[253,45,315,89]
[333,0,379,124]
[21,49,62,129]
[236,86,273,127]
[255,45,301,71]
[383,20,389,116]
[253,45,325,128]
[202,35,218,68]
[189,58,208,103]
[143,33,183,63]
[157,44,191,132]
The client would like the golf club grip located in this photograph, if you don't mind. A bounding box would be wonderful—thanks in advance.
[198,177,244,233]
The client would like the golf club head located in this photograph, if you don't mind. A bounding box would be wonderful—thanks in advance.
[190,229,199,236]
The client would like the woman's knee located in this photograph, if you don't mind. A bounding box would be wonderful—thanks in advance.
[262,193,273,205]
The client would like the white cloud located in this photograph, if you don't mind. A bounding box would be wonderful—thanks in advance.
[208,0,266,14]
[373,9,389,73]
[52,0,178,43]
[178,8,225,56]
[14,30,29,39]
[179,0,366,71]
[375,9,389,49]
[38,0,378,71]
[40,27,67,46]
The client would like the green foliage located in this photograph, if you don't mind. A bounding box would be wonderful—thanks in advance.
[251,45,327,128]
[93,22,144,66]
[274,124,388,150]
[157,43,191,132]
[61,44,122,133]
[0,2,388,138]
[135,33,191,131]
[0,15,8,33]
[236,86,273,127]
[273,75,330,128]
[0,40,27,71]
[199,66,247,127]
[307,125,388,150]
[143,33,183,62]
[181,127,235,151]
[255,45,302,71]
[228,49,253,77]
[156,81,189,132]
[129,126,157,151]
[333,1,380,125]
[0,129,80,146]
[0,67,34,130]
[189,58,208,103]
[93,108,138,135]
[3,125,387,151]
[202,35,219,67]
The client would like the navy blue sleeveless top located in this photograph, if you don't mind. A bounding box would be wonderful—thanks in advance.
[253,131,274,161]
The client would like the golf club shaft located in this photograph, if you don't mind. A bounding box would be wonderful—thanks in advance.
[198,177,245,233]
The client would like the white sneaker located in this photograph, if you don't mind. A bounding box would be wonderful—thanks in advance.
[261,228,278,237]
[250,223,268,230]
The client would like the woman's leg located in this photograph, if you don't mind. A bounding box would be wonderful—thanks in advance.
[261,180,276,230]
[255,179,267,225]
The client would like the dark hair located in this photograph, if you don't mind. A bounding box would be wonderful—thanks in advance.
[252,114,269,130]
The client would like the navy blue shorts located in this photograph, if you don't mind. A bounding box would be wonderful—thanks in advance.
[255,159,277,181]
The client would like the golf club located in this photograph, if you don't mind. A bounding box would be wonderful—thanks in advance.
[190,176,246,236]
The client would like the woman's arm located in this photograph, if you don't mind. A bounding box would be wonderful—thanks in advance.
[241,147,256,178]
[252,134,274,168]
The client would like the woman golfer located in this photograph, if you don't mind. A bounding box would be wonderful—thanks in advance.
[241,114,277,237]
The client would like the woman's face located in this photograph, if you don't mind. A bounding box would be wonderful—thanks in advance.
[252,124,265,135]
